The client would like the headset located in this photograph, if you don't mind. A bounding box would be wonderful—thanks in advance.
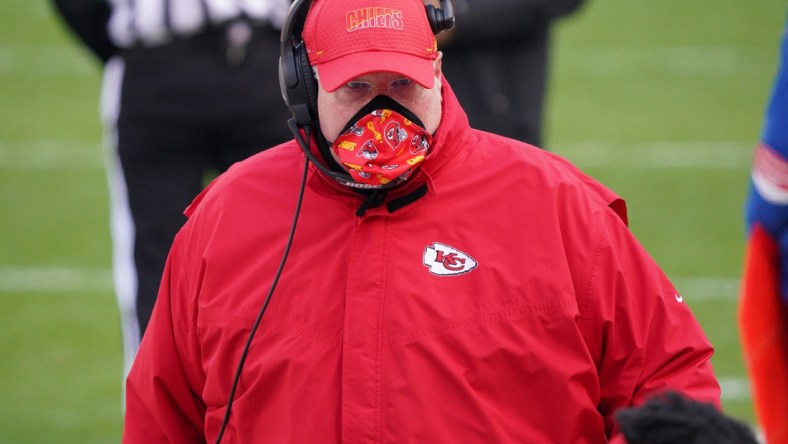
[278,0,455,189]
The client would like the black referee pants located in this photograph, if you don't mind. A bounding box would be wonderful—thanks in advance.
[102,24,292,373]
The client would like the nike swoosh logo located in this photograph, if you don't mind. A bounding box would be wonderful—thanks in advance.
[675,293,684,303]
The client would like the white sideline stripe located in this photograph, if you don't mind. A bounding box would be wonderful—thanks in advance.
[0,140,104,169]
[719,376,752,402]
[0,140,752,170]
[0,46,95,76]
[673,276,740,302]
[0,267,741,299]
[550,141,752,170]
[0,45,772,76]
[0,267,113,292]
[7,1,51,17]
[557,46,774,76]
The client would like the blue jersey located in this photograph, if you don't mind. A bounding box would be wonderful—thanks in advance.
[746,16,788,236]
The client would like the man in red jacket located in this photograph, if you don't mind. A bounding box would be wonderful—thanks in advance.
[123,0,721,442]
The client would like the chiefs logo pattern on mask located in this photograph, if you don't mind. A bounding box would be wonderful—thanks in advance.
[332,96,432,187]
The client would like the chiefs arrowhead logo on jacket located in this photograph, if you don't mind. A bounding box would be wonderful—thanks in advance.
[423,242,478,276]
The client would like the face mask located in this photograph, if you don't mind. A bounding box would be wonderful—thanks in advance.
[331,95,432,188]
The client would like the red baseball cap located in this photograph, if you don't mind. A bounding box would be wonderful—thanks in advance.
[302,0,439,92]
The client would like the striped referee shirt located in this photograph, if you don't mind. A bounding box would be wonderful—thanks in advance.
[107,0,291,47]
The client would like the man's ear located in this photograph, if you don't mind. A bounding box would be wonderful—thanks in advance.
[433,51,443,78]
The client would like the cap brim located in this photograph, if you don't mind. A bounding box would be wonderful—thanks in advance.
[315,51,436,92]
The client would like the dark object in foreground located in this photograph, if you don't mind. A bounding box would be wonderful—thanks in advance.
[616,392,759,444]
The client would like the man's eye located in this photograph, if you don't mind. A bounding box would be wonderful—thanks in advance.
[346,82,370,90]
[390,78,412,88]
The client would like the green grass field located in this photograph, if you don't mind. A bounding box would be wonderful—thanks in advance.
[0,0,784,442]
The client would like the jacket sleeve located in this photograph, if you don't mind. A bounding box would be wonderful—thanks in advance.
[51,0,118,63]
[123,231,207,443]
[580,208,721,438]
[440,0,586,46]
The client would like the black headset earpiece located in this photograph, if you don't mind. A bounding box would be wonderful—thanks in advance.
[426,0,456,34]
[279,0,317,129]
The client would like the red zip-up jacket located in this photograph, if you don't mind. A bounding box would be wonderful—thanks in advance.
[124,82,720,443]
